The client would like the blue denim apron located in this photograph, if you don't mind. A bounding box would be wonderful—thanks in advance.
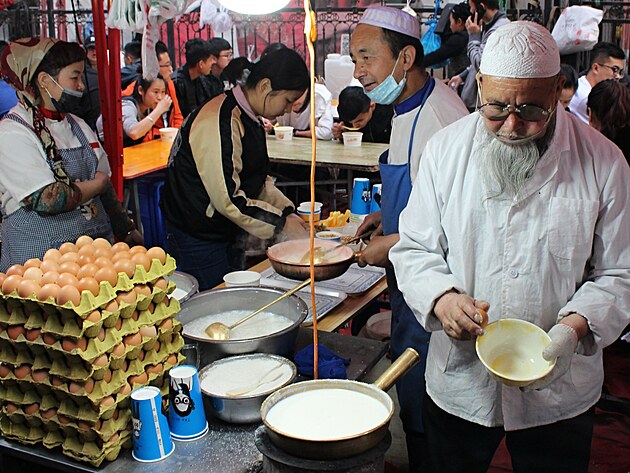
[379,78,434,434]
[0,113,113,271]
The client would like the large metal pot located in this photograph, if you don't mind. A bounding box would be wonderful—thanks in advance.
[260,348,419,460]
[199,354,296,423]
[166,270,199,304]
[176,287,308,366]
[267,239,358,281]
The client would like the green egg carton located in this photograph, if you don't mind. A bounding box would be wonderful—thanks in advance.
[2,305,28,325]
[100,308,120,329]
[62,429,131,466]
[49,356,91,381]
[42,428,65,448]
[23,309,44,329]
[0,414,44,443]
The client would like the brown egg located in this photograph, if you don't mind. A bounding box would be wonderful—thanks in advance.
[77,263,98,279]
[78,277,99,296]
[40,271,60,286]
[129,245,147,255]
[120,359,128,372]
[131,310,140,321]
[103,299,119,313]
[103,368,113,383]
[0,364,11,378]
[68,381,83,394]
[38,283,61,302]
[5,403,18,414]
[114,317,123,330]
[93,354,108,367]
[131,253,151,271]
[146,302,155,314]
[58,261,80,276]
[124,332,142,346]
[17,279,40,298]
[23,258,42,269]
[14,364,31,379]
[7,325,25,340]
[84,377,95,393]
[159,318,174,330]
[128,372,148,386]
[50,375,64,387]
[75,235,94,248]
[57,414,71,425]
[97,327,106,342]
[57,272,79,288]
[41,408,57,420]
[153,277,168,291]
[78,243,96,257]
[167,354,178,365]
[77,254,94,266]
[94,256,112,269]
[59,252,79,264]
[139,325,157,338]
[146,363,163,375]
[107,433,120,443]
[24,403,39,415]
[59,242,77,254]
[116,290,136,305]
[153,340,161,352]
[111,250,131,263]
[136,350,145,361]
[25,328,42,342]
[112,342,125,357]
[56,285,81,306]
[43,248,62,262]
[111,242,130,254]
[95,266,118,286]
[0,273,6,287]
[6,264,24,277]
[77,420,91,431]
[92,238,112,249]
[99,395,116,407]
[62,336,88,352]
[31,369,48,382]
[86,310,101,323]
[134,284,151,297]
[146,247,167,265]
[39,260,59,274]
[113,259,135,278]
[22,266,43,283]
[43,333,57,346]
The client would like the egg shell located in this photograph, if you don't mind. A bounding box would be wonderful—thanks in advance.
[51,375,64,387]
[112,242,130,253]
[6,264,25,277]
[103,299,119,313]
[134,284,151,296]
[86,310,101,323]
[77,420,91,431]
[128,372,148,386]
[131,310,140,321]
[114,317,123,331]
[139,325,157,338]
[14,364,31,379]
[131,253,151,271]
[0,364,11,378]
[0,273,6,286]
[137,350,145,361]
[43,333,57,346]
[146,363,163,375]
[77,263,98,279]
[159,318,174,330]
[116,290,136,305]
[61,337,88,352]
[58,262,81,276]
[103,368,113,383]
[17,279,40,298]
[92,238,112,249]
[38,283,61,302]
[2,275,22,295]
[166,354,178,365]
[68,381,83,394]
[124,332,142,346]
[57,272,79,288]
[56,285,81,306]
[57,414,71,425]
[39,260,59,274]
[5,403,18,414]
[77,254,95,266]
[75,235,94,248]
[108,433,120,443]
[31,369,48,382]
[43,248,62,262]
[99,395,115,407]
[113,259,135,278]
[41,408,57,419]
[153,340,161,352]
[59,252,79,264]
[129,245,147,255]
[22,267,44,283]
[93,354,108,366]
[78,277,100,296]
[78,244,96,257]
[7,325,26,340]
[146,302,155,314]
[153,278,168,291]
[95,266,118,286]
[59,242,77,254]
[112,342,125,357]
[23,258,42,269]
[23,403,39,415]
[25,328,42,342]
[84,377,95,393]
[94,248,113,261]
[146,247,167,265]
[40,271,60,286]
[111,250,131,263]
[97,328,106,342]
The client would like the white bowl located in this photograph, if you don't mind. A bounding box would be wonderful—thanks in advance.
[315,231,342,242]
[275,126,294,141]
[159,127,178,142]
[223,270,261,287]
[342,131,363,147]
[476,319,556,387]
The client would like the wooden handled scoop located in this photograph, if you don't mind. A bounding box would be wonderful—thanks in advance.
[205,278,312,340]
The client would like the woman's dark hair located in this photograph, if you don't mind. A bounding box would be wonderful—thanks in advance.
[222,56,253,86]
[260,42,288,60]
[338,86,371,124]
[132,70,166,104]
[451,2,471,22]
[382,29,424,66]
[30,41,85,98]
[560,63,578,91]
[246,48,309,93]
[587,79,630,140]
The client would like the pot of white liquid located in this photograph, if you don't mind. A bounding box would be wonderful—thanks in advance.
[260,347,419,460]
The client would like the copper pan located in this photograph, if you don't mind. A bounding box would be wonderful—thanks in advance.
[266,239,361,281]
[260,348,419,460]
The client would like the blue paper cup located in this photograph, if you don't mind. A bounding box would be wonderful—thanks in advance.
[131,386,175,463]
[351,178,371,215]
[168,365,209,441]
[370,184,382,213]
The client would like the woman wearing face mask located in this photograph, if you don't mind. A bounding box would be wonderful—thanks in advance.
[160,48,310,290]
[0,38,142,270]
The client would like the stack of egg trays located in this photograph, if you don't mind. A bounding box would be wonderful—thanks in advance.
[0,255,184,465]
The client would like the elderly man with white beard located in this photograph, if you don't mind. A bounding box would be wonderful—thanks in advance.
[389,21,630,473]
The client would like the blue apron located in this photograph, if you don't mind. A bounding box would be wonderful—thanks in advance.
[379,78,434,434]
[0,113,113,271]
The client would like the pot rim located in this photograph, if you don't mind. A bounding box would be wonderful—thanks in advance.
[267,239,355,267]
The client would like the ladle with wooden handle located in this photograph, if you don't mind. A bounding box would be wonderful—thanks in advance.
[205,278,312,340]
[298,233,368,265]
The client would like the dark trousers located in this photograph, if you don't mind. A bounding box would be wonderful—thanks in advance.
[423,394,595,473]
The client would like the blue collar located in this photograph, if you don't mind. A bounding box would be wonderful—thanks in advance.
[394,76,434,116]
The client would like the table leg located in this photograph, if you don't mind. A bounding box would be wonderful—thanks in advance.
[131,180,144,236]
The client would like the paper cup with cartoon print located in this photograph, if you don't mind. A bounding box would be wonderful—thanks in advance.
[168,365,209,441]
[131,386,175,462]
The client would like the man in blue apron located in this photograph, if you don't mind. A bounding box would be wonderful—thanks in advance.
[351,6,468,471]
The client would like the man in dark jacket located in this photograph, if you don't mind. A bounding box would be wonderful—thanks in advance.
[121,40,142,89]
[173,38,224,118]
[77,36,100,131]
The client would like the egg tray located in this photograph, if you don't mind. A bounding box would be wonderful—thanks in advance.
[0,414,132,466]
[0,254,176,319]
[0,298,181,371]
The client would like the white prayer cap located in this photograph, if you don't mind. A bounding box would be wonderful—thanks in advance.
[359,6,420,40]
[480,21,560,79]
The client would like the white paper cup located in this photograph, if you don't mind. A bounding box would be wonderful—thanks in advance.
[223,270,261,287]
[342,131,363,147]
[297,202,323,222]
[159,127,178,142]
[275,126,294,141]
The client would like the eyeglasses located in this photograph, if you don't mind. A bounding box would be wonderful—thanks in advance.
[479,103,554,122]
[596,63,624,78]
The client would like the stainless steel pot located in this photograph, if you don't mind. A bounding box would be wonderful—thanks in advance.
[166,270,199,304]
[176,287,308,366]
[199,354,296,423]
[260,348,419,460]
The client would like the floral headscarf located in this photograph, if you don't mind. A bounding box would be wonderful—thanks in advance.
[0,37,70,185]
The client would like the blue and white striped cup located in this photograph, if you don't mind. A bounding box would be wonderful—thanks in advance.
[131,386,175,462]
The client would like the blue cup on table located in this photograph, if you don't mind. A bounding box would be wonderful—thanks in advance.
[351,178,371,216]
[131,386,175,462]
[168,365,209,441]
[370,184,382,213]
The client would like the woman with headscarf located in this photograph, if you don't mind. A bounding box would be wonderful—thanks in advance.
[0,38,141,270]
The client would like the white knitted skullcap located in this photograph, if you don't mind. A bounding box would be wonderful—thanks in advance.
[479,21,560,78]
[359,6,420,40]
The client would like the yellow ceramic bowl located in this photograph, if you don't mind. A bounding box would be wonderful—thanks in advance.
[475,319,556,387]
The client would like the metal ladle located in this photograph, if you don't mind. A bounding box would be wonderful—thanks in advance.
[205,278,312,340]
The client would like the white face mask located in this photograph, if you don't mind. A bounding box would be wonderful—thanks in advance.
[365,54,406,105]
